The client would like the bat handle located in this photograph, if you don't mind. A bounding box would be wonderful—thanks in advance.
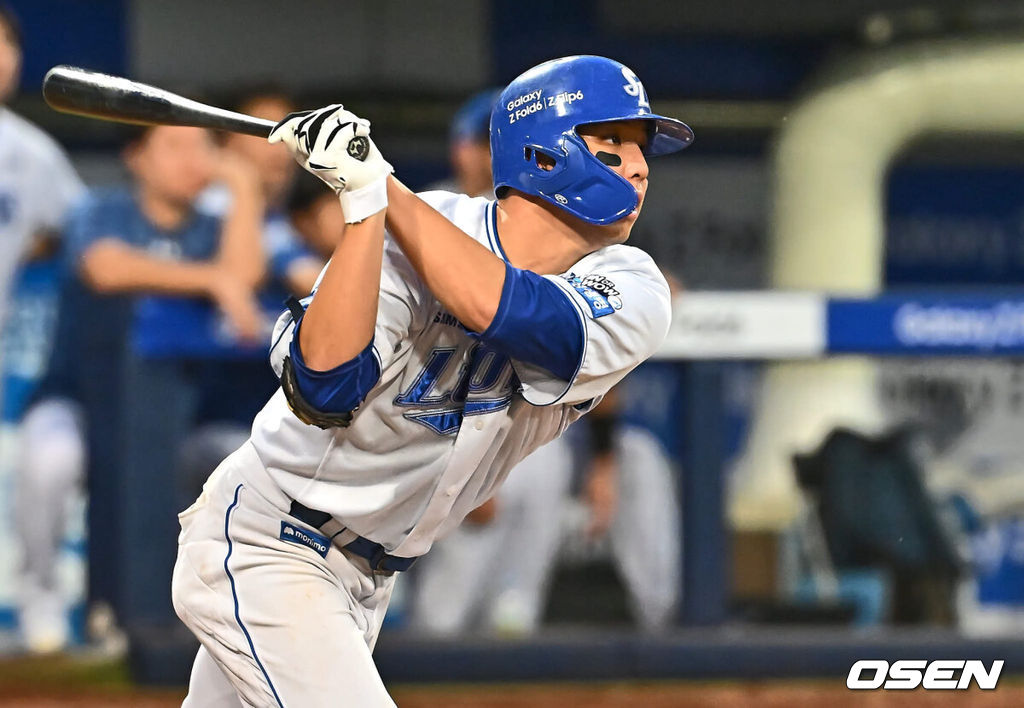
[210,113,278,138]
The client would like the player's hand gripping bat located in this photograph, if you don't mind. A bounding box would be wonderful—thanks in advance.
[42,65,276,137]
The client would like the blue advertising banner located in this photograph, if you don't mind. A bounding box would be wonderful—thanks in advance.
[829,296,1024,355]
[887,166,1024,287]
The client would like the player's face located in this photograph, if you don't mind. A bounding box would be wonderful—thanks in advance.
[129,126,218,206]
[576,119,650,242]
[0,16,20,103]
[225,96,297,206]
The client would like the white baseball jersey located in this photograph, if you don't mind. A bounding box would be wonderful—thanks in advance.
[249,190,671,558]
[0,107,83,324]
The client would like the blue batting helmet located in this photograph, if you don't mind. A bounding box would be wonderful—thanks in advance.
[490,55,693,225]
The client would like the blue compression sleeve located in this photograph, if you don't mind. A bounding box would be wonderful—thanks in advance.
[288,319,381,413]
[479,263,584,382]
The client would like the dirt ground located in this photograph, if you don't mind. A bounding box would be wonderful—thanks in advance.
[1,681,1022,707]
[394,682,1023,708]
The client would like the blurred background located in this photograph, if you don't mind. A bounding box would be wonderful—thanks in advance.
[2,0,1024,705]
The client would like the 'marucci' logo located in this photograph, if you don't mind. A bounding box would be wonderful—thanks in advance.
[894,302,1024,349]
[847,660,1003,690]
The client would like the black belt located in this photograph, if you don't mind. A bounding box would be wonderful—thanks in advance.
[288,500,417,573]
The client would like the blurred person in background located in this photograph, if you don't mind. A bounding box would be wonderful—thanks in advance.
[223,89,297,211]
[0,0,82,653]
[15,123,264,653]
[0,3,83,323]
[429,89,500,198]
[584,364,682,632]
[283,171,343,291]
[200,86,314,300]
[0,1,83,408]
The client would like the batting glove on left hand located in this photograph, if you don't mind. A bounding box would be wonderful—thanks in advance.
[269,104,394,223]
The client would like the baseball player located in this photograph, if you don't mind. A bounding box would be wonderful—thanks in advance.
[172,55,692,707]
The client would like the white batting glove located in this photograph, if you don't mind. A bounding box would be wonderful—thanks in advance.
[269,104,394,223]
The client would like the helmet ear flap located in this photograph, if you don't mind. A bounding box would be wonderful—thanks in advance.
[531,134,638,224]
[500,132,638,224]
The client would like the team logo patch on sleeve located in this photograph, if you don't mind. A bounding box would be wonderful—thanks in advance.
[563,273,622,318]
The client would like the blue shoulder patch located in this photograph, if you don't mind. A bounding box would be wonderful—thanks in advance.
[564,273,621,318]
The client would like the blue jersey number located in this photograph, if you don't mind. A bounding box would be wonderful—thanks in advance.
[395,344,516,435]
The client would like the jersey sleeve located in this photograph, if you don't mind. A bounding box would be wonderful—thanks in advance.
[269,236,432,381]
[512,250,672,407]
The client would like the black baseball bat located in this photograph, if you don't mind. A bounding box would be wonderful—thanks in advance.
[42,65,276,137]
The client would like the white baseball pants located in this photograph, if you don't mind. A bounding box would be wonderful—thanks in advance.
[172,442,397,708]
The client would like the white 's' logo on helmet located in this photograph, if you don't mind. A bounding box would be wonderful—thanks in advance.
[621,67,650,109]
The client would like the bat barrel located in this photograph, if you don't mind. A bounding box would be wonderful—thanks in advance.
[42,65,276,138]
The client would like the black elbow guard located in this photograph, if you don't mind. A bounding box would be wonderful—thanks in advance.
[280,355,355,429]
